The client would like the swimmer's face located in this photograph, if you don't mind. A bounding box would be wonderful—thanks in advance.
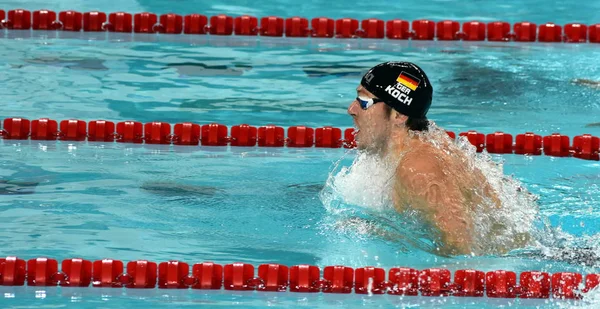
[347,85,393,151]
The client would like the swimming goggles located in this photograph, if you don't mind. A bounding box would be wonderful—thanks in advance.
[356,96,384,110]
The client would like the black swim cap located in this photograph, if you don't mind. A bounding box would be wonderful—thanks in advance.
[360,61,433,118]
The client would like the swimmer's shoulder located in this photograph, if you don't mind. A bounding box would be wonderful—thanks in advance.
[395,148,445,181]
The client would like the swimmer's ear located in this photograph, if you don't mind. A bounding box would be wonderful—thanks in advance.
[391,110,408,126]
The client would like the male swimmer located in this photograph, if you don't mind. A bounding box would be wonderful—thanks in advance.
[347,61,529,256]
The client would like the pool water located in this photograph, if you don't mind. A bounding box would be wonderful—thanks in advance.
[1,0,600,308]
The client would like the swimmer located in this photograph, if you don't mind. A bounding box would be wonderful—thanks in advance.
[347,61,528,256]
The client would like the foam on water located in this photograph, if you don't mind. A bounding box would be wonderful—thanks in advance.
[320,150,396,213]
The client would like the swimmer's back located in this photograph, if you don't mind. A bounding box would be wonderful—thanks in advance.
[391,137,508,255]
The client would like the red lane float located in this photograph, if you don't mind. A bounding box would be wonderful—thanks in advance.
[388,267,419,295]
[5,9,31,29]
[92,259,123,287]
[1,117,598,161]
[343,128,356,149]
[573,134,600,160]
[158,260,189,289]
[564,23,587,43]
[513,22,537,42]
[590,24,600,43]
[419,268,452,296]
[201,123,228,146]
[134,12,158,33]
[260,16,284,37]
[230,124,257,146]
[486,270,517,298]
[31,118,58,140]
[2,117,30,139]
[125,260,158,288]
[258,264,289,291]
[459,130,485,152]
[192,262,223,289]
[224,263,254,290]
[144,121,171,144]
[234,15,258,36]
[285,17,309,37]
[83,11,107,32]
[32,10,57,30]
[552,272,583,299]
[335,18,359,38]
[27,257,58,286]
[355,267,386,294]
[412,19,435,40]
[538,23,562,42]
[60,10,82,31]
[453,269,485,297]
[436,20,460,41]
[209,15,233,35]
[258,125,285,147]
[61,258,93,287]
[543,133,570,157]
[386,19,410,40]
[515,132,543,155]
[105,12,132,32]
[311,17,335,38]
[88,120,116,142]
[1,255,598,299]
[59,119,87,141]
[487,21,511,41]
[519,271,551,298]
[184,14,208,34]
[486,132,513,154]
[156,13,183,34]
[287,126,314,147]
[290,265,320,292]
[462,21,486,41]
[173,122,201,146]
[315,126,342,148]
[116,121,143,143]
[323,265,353,293]
[359,18,385,39]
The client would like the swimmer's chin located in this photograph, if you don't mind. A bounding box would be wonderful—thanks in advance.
[353,133,374,151]
[353,135,367,150]
[354,140,372,152]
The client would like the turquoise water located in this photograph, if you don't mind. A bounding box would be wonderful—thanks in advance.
[1,0,600,308]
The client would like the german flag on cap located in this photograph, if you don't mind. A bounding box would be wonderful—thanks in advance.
[396,71,421,91]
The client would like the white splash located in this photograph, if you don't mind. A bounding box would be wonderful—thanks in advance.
[319,150,396,213]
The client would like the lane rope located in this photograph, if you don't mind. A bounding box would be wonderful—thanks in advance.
[0,9,599,43]
[1,117,598,160]
[0,256,597,299]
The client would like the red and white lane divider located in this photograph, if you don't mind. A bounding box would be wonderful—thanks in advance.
[0,9,599,43]
[1,117,598,160]
[0,256,598,299]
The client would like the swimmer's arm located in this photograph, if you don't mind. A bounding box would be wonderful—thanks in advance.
[396,160,474,256]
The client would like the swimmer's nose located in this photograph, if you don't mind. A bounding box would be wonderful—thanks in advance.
[347,99,359,117]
